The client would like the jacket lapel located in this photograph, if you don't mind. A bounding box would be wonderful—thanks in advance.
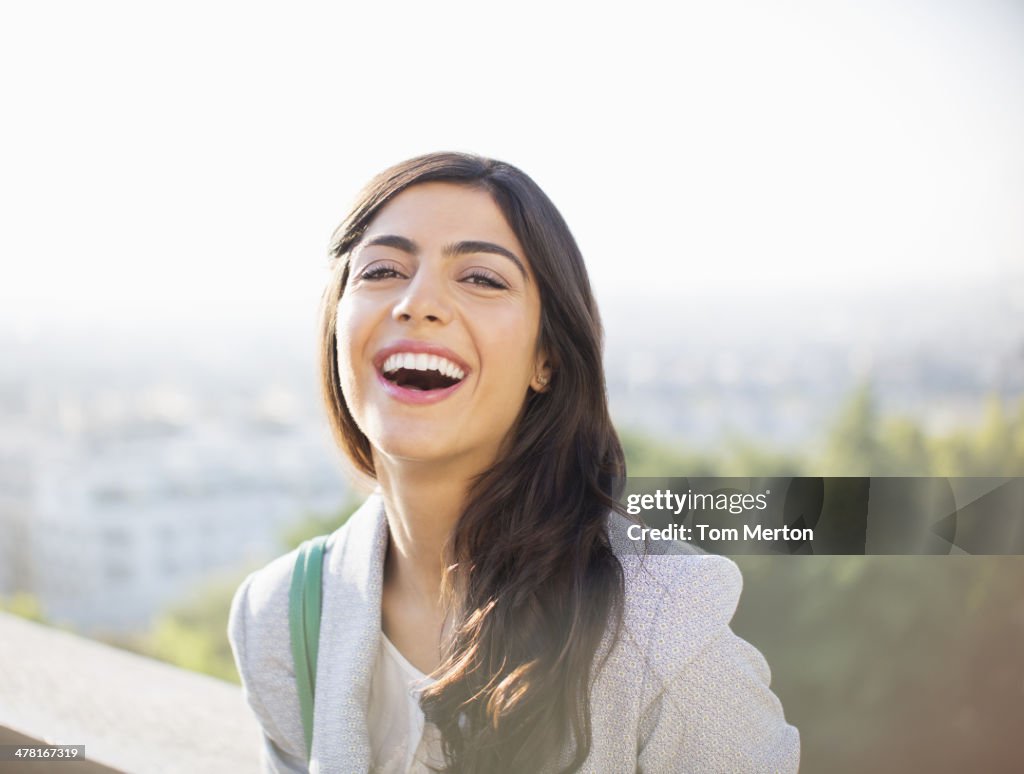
[311,494,388,773]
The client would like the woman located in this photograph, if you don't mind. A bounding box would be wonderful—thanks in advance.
[228,152,800,773]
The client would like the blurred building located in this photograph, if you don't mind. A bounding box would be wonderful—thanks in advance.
[0,379,349,635]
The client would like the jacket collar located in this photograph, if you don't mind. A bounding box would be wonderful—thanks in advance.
[311,493,389,773]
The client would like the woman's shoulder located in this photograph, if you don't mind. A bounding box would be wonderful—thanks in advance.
[603,511,801,771]
[227,496,380,661]
[605,510,745,677]
[226,540,308,767]
[225,497,381,768]
[226,498,379,690]
[606,510,743,618]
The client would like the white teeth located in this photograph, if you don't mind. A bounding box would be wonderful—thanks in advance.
[381,351,466,381]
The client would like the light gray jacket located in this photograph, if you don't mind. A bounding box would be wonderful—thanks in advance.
[228,495,800,773]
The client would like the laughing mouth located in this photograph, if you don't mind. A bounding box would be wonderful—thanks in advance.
[380,352,466,391]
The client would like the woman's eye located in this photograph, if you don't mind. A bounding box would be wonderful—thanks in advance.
[462,271,508,290]
[358,264,405,281]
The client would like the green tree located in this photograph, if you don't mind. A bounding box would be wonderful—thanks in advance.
[279,495,365,551]
[0,591,48,623]
[878,417,932,475]
[929,394,1024,477]
[131,574,245,684]
[620,428,718,476]
[820,380,882,475]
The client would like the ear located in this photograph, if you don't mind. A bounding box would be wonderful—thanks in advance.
[530,353,553,393]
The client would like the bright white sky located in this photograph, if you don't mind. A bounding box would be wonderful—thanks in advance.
[1,0,1022,331]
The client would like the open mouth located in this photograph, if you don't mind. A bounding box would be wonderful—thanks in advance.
[380,352,466,392]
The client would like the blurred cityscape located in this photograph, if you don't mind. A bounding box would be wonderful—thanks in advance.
[0,277,1022,636]
[0,323,352,635]
[603,278,1024,446]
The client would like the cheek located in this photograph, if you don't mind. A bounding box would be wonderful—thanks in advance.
[333,301,368,396]
[485,313,542,385]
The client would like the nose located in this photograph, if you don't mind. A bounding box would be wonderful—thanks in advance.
[391,266,452,325]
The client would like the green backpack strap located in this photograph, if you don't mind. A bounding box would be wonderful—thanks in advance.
[289,534,329,764]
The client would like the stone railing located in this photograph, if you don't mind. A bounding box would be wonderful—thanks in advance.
[0,612,261,773]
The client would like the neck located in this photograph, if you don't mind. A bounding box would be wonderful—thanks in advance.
[374,454,481,606]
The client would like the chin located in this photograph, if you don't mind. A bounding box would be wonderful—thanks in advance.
[371,428,461,465]
[372,430,504,472]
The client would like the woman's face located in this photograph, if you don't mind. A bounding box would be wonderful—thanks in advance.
[335,182,549,471]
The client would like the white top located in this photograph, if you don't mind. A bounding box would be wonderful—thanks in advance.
[367,631,446,773]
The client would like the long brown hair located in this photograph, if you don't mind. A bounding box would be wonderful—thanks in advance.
[319,152,626,773]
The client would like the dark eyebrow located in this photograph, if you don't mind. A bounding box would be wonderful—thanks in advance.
[360,234,418,254]
[359,234,528,282]
[446,240,528,282]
